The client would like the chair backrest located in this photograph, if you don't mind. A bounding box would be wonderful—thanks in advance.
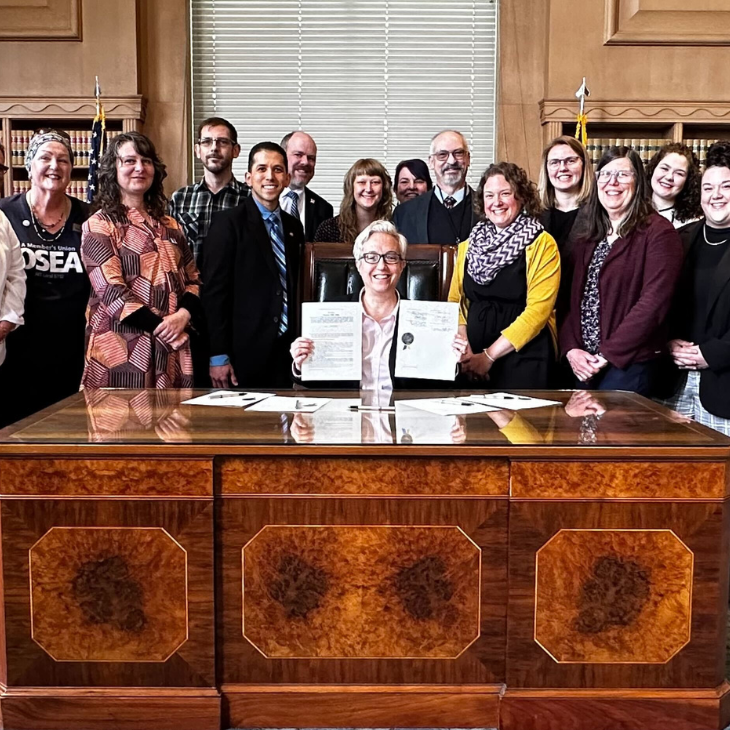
[301,242,457,303]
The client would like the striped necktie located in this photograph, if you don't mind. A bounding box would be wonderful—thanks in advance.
[285,189,299,218]
[267,214,288,335]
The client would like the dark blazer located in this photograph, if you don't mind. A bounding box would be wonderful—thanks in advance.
[303,187,334,243]
[294,293,455,389]
[559,213,683,370]
[393,187,478,244]
[658,220,730,417]
[201,196,304,383]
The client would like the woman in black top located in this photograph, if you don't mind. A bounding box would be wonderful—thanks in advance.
[659,141,730,433]
[0,130,90,427]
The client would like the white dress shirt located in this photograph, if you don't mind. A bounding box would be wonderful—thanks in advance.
[360,289,399,394]
[434,185,466,205]
[280,186,306,231]
[0,210,26,366]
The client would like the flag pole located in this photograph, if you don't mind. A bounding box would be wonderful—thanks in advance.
[574,77,590,147]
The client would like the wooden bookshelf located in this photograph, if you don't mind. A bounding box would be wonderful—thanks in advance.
[0,96,144,201]
[540,100,730,168]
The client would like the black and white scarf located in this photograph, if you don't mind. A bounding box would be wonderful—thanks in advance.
[466,213,543,285]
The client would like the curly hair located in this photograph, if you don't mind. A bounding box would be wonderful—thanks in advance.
[537,135,594,209]
[646,142,702,223]
[338,158,393,244]
[577,146,654,242]
[92,131,168,224]
[706,140,730,170]
[475,161,543,221]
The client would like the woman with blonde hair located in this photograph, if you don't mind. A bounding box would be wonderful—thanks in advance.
[314,158,393,243]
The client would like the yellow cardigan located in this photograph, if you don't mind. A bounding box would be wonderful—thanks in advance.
[447,230,561,352]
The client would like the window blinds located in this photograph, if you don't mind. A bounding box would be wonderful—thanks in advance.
[191,0,499,207]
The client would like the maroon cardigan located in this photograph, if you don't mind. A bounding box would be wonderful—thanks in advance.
[559,213,683,370]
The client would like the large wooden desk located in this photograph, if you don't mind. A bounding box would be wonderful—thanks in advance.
[0,389,729,730]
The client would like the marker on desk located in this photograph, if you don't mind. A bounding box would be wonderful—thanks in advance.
[348,405,395,413]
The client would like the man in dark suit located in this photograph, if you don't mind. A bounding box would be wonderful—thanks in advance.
[202,142,304,389]
[393,129,479,244]
[279,131,333,242]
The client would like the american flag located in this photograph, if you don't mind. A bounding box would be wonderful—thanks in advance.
[87,78,105,204]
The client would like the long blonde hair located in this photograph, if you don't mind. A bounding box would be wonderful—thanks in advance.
[338,158,393,244]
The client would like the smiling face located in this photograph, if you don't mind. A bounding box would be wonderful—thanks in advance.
[115,141,155,203]
[429,131,470,192]
[286,132,317,190]
[546,143,584,195]
[482,174,521,229]
[356,231,405,296]
[29,141,72,195]
[701,165,730,229]
[395,166,429,203]
[195,123,239,175]
[245,149,290,210]
[353,174,383,213]
[596,157,637,223]
[651,152,689,207]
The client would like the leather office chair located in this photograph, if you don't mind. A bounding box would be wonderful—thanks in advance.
[301,243,457,304]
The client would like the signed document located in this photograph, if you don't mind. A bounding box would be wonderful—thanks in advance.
[300,302,362,381]
[395,300,459,381]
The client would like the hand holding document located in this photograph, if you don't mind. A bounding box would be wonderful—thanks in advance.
[395,300,459,381]
[300,302,362,381]
[182,391,274,407]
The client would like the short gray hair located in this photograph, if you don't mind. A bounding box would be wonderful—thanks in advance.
[353,220,407,260]
[429,129,470,156]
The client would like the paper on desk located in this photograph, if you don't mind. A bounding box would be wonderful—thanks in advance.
[300,302,362,381]
[245,395,331,413]
[396,397,498,416]
[395,402,464,444]
[395,300,459,381]
[181,390,275,407]
[466,392,561,410]
[305,398,362,443]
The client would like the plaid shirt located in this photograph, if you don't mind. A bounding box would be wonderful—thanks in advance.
[168,177,250,261]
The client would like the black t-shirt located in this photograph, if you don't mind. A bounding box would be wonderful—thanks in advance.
[0,193,90,323]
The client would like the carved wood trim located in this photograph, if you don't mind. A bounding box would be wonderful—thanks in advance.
[604,0,730,46]
[0,96,146,122]
[0,0,82,41]
[540,99,730,126]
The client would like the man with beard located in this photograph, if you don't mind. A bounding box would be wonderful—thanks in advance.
[279,131,333,242]
[169,116,250,264]
[393,130,478,244]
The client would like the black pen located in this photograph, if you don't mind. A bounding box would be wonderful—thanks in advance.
[348,405,395,412]
[209,393,255,400]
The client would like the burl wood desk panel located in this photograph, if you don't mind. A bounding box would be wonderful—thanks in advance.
[0,388,729,730]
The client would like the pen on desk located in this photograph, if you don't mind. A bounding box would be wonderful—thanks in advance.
[209,394,255,400]
[348,405,396,412]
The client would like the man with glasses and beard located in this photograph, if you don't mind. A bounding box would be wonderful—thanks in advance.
[393,129,478,244]
[279,131,333,242]
[169,116,250,265]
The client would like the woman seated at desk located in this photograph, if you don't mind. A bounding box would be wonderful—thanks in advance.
[291,219,467,391]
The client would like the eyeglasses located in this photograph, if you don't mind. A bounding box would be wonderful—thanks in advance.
[431,148,468,163]
[359,251,403,265]
[198,137,234,149]
[596,169,636,184]
[547,156,582,170]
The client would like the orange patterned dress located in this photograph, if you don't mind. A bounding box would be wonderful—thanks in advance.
[80,208,202,389]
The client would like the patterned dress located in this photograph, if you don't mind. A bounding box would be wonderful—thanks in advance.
[80,208,202,389]
[580,238,614,354]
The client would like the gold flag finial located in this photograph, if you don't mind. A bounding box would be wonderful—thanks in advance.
[574,77,590,146]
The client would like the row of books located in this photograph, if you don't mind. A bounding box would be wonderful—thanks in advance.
[587,137,721,168]
[11,179,89,200]
[9,129,121,167]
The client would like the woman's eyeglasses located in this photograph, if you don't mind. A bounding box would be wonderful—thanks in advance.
[359,251,403,265]
[596,169,636,184]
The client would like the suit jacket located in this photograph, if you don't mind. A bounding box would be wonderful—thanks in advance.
[201,196,304,383]
[559,213,683,370]
[303,187,334,243]
[294,292,455,390]
[393,187,478,244]
[657,220,730,417]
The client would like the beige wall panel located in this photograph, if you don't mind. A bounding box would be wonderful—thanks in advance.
[547,0,730,100]
[497,0,547,176]
[138,0,191,193]
[0,0,81,40]
[0,0,137,96]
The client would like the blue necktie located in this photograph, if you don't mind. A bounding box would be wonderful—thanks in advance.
[267,214,288,335]
[285,190,299,218]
